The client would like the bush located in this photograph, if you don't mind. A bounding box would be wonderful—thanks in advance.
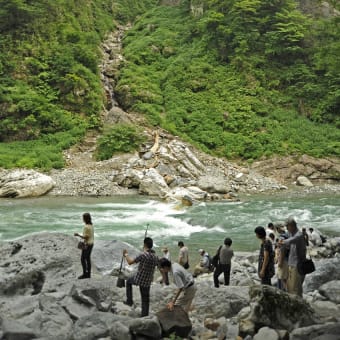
[95,124,147,161]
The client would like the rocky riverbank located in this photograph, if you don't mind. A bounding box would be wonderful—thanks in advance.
[1,232,339,339]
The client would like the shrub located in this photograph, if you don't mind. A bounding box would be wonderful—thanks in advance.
[95,124,147,161]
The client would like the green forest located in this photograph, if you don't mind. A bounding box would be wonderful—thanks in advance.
[0,0,339,170]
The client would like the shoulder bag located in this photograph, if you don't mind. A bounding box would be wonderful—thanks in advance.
[297,248,315,275]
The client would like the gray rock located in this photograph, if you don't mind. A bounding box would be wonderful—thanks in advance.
[304,258,340,293]
[253,326,279,340]
[138,168,169,196]
[310,300,340,322]
[35,295,73,339]
[128,316,162,339]
[156,306,192,338]
[197,175,231,193]
[290,322,340,340]
[70,278,115,311]
[238,285,316,337]
[73,312,117,340]
[0,169,55,198]
[195,283,250,318]
[110,321,132,340]
[296,175,313,187]
[0,317,37,340]
[318,280,340,304]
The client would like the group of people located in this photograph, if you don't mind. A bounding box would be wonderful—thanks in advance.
[254,217,321,297]
[74,215,199,317]
[74,212,320,318]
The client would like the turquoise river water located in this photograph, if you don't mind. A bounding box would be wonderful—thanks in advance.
[1,192,339,260]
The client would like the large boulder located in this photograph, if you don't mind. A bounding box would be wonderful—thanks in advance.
[197,175,231,194]
[304,258,340,293]
[0,169,55,197]
[238,285,317,337]
[138,168,169,196]
[156,305,192,338]
[318,280,340,304]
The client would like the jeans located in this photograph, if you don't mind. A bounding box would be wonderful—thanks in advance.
[81,244,93,277]
[213,264,231,287]
[126,276,151,317]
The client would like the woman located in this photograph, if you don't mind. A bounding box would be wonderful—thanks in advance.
[254,226,275,285]
[74,212,94,279]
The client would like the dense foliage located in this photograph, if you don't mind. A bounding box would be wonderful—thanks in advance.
[0,0,116,169]
[95,123,146,160]
[0,0,339,169]
[115,0,340,160]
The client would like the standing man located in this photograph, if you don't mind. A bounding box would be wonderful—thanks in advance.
[213,237,234,287]
[178,241,189,269]
[159,258,196,313]
[123,237,158,317]
[279,217,306,297]
[254,226,275,285]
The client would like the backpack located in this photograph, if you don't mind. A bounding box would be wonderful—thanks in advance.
[210,245,222,270]
[207,255,215,272]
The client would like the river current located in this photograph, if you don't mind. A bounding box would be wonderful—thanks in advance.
[0,193,339,259]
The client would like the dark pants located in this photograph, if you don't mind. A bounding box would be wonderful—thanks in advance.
[213,263,231,287]
[81,244,93,277]
[126,276,151,317]
[261,276,272,285]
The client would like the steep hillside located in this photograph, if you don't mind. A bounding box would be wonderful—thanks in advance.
[0,0,339,171]
[115,0,340,161]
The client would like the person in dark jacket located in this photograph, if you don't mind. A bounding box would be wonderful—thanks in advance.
[213,237,234,287]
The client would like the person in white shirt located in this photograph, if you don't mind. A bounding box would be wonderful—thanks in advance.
[159,258,196,313]
[266,222,278,239]
[309,228,322,246]
[193,249,210,277]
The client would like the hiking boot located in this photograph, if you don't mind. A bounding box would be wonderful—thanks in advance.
[78,274,87,279]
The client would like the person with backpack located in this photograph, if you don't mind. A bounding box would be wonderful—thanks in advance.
[213,237,234,288]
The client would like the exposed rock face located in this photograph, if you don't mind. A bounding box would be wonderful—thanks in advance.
[251,155,340,184]
[0,169,55,198]
[48,131,285,200]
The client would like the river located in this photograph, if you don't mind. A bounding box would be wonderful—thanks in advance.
[1,192,339,261]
